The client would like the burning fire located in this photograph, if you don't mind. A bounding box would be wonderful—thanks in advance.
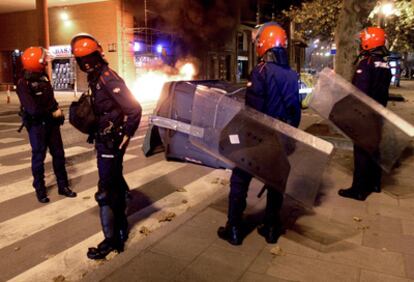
[132,61,197,103]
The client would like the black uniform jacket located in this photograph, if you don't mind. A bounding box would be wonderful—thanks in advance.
[16,73,58,119]
[352,56,392,107]
[89,65,142,138]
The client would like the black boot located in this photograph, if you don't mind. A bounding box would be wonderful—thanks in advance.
[116,212,129,243]
[258,224,284,244]
[58,186,77,198]
[87,238,124,260]
[36,188,49,203]
[217,224,243,245]
[87,206,124,260]
[372,186,381,193]
[338,187,370,201]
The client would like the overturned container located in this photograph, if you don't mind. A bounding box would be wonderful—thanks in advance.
[144,80,334,207]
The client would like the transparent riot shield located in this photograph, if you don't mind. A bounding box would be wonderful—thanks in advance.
[189,85,334,207]
[310,68,414,172]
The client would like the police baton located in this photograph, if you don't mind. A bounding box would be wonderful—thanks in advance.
[257,186,267,198]
[17,123,24,133]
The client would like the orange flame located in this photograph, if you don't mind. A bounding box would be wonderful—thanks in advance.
[132,61,197,103]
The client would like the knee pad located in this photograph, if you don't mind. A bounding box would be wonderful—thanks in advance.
[95,190,110,207]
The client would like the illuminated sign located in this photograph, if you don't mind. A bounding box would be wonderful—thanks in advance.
[49,45,72,58]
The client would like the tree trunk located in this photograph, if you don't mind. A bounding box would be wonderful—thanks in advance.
[334,0,376,81]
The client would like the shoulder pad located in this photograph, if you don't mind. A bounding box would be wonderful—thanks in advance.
[99,69,123,85]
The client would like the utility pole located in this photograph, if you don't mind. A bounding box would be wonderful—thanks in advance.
[36,0,51,78]
[144,0,148,52]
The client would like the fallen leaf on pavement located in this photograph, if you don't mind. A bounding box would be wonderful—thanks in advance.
[139,226,151,236]
[158,212,176,223]
[220,179,230,186]
[211,178,220,184]
[352,216,362,222]
[176,187,187,192]
[356,225,370,230]
[182,199,188,204]
[52,275,66,282]
[106,251,117,260]
[270,245,285,256]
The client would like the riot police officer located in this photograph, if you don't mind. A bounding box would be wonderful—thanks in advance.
[218,23,301,245]
[16,47,77,203]
[338,27,392,201]
[71,34,142,259]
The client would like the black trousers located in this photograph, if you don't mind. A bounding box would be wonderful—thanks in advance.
[95,138,129,239]
[28,122,68,191]
[228,167,284,226]
[351,145,382,192]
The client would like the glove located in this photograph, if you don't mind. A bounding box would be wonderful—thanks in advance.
[52,108,65,125]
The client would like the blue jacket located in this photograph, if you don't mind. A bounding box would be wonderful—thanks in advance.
[352,55,392,107]
[89,65,142,137]
[245,55,301,127]
[16,72,58,120]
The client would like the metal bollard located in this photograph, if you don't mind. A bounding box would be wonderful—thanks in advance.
[6,85,11,104]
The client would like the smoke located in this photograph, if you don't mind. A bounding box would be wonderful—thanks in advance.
[150,0,241,56]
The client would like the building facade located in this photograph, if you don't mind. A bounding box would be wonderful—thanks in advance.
[0,0,135,92]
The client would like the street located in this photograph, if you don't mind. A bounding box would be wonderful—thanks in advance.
[0,81,413,281]
[0,100,230,281]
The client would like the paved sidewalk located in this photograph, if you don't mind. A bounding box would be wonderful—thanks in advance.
[79,80,414,282]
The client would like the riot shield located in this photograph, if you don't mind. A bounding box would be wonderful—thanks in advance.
[144,81,232,169]
[189,85,334,206]
[309,68,414,172]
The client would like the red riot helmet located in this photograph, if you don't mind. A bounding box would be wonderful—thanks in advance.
[70,33,106,72]
[359,27,386,51]
[254,22,288,57]
[21,47,48,72]
[71,33,103,57]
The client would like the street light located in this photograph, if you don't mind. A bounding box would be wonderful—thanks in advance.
[381,2,395,17]
[378,1,395,27]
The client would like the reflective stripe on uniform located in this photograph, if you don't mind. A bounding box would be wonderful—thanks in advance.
[101,154,115,158]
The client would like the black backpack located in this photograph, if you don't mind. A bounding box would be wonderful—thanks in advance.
[69,92,97,134]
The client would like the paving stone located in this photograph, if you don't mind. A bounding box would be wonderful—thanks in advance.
[399,198,414,209]
[362,231,414,255]
[266,253,360,282]
[402,219,414,236]
[332,209,403,235]
[175,245,255,282]
[320,194,370,211]
[365,192,399,206]
[185,207,226,230]
[384,184,414,199]
[103,251,187,282]
[291,213,358,245]
[404,254,414,279]
[281,229,324,253]
[151,225,215,262]
[343,232,364,245]
[247,247,276,274]
[279,231,406,277]
[360,270,414,282]
[239,271,294,282]
[367,203,414,220]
